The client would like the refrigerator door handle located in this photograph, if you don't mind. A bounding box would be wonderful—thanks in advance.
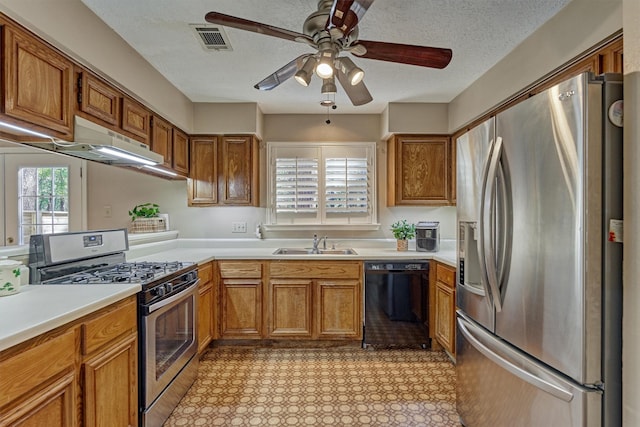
[480,136,504,312]
[457,315,574,402]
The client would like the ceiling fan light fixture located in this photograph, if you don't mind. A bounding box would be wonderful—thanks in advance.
[315,50,335,79]
[321,76,337,94]
[294,56,317,87]
[336,57,364,86]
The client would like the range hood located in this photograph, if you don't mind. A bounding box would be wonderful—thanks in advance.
[52,116,164,165]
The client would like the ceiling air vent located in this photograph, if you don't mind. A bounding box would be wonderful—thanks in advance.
[190,24,233,51]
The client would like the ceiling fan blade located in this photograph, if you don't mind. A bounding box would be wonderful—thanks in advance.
[254,54,312,91]
[328,0,374,37]
[205,12,314,45]
[352,40,452,69]
[336,67,373,106]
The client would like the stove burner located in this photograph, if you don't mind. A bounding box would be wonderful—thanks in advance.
[42,260,191,285]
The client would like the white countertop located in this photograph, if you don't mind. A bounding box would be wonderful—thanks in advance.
[0,283,140,352]
[0,236,456,354]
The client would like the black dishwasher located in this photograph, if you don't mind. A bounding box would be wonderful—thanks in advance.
[363,260,430,348]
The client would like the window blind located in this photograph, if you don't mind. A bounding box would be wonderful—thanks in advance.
[274,157,318,213]
[325,157,369,213]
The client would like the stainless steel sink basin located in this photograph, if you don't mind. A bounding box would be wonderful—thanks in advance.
[273,248,357,255]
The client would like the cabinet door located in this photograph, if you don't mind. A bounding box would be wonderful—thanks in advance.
[83,333,138,427]
[435,281,455,354]
[188,136,218,205]
[316,279,361,339]
[388,135,450,206]
[3,24,73,137]
[197,262,214,353]
[220,135,259,205]
[172,128,189,176]
[121,97,150,144]
[0,371,76,427]
[151,116,172,168]
[220,279,262,338]
[76,70,120,126]
[268,279,313,338]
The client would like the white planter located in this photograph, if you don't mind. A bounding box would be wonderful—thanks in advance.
[0,259,22,296]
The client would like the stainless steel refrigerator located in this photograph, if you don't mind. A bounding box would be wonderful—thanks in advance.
[455,72,623,427]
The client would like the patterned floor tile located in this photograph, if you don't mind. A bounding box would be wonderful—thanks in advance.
[164,346,460,426]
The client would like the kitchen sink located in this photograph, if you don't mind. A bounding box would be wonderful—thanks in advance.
[273,248,357,255]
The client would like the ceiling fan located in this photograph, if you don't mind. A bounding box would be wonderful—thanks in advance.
[205,0,452,107]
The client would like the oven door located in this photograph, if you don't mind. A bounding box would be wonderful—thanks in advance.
[142,280,198,407]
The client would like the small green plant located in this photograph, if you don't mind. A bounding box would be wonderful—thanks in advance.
[390,220,416,240]
[128,203,160,221]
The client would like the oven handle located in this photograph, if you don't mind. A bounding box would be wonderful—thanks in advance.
[147,278,200,314]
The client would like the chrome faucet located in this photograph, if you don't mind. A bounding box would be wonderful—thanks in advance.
[311,234,328,253]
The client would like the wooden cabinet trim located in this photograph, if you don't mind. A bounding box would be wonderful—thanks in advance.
[82,299,137,355]
[269,261,361,279]
[219,261,263,278]
[0,328,75,407]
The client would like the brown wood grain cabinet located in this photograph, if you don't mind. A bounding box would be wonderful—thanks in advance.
[219,261,263,339]
[151,115,173,168]
[188,135,259,206]
[197,261,215,353]
[0,295,138,427]
[432,261,456,356]
[387,134,451,206]
[76,69,121,127]
[121,96,151,145]
[2,23,74,139]
[268,261,363,340]
[172,128,190,176]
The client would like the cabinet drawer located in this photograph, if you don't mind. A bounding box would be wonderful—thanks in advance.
[269,261,361,279]
[198,262,213,285]
[436,263,456,288]
[82,299,137,355]
[0,329,75,407]
[219,261,262,278]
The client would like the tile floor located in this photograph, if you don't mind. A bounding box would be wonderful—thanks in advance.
[164,346,461,426]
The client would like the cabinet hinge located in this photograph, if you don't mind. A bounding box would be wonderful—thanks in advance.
[77,76,82,104]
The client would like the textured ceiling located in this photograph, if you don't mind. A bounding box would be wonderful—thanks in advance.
[80,0,572,114]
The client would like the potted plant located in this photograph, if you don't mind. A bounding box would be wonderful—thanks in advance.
[390,219,416,251]
[128,203,166,233]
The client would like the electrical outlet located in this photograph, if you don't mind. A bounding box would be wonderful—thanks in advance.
[231,222,247,233]
[103,205,112,218]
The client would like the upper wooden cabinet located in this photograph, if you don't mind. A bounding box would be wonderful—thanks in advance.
[121,96,151,145]
[387,134,452,206]
[76,69,121,127]
[173,128,190,176]
[188,134,260,206]
[189,136,218,205]
[2,23,74,139]
[220,135,260,205]
[151,115,172,168]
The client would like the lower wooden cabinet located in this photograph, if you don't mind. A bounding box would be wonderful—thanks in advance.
[219,261,263,339]
[267,261,363,341]
[432,261,456,356]
[83,333,138,427]
[316,279,361,339]
[197,261,215,353]
[268,279,313,338]
[0,295,138,427]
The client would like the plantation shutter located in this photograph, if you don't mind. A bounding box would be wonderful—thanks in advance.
[325,157,369,213]
[274,157,318,213]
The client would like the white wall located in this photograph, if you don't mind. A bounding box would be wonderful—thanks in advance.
[0,0,194,131]
[448,0,622,131]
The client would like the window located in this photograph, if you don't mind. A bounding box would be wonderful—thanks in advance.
[267,142,377,228]
[18,166,70,244]
[2,150,85,246]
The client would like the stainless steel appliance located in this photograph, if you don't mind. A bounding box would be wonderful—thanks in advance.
[456,73,623,427]
[363,260,430,348]
[416,221,440,252]
[29,229,200,427]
